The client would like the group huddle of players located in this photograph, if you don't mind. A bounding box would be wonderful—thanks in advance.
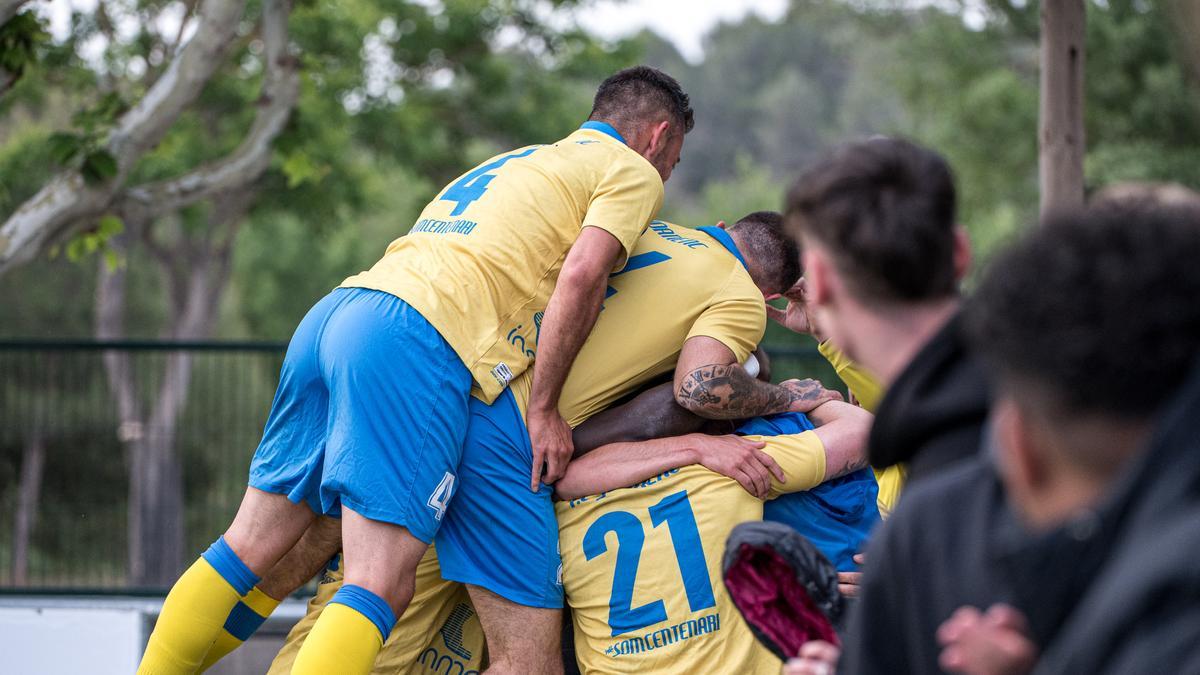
[134,62,1200,675]
[135,64,884,675]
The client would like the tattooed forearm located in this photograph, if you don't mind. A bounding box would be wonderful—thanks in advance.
[829,455,870,480]
[676,363,803,420]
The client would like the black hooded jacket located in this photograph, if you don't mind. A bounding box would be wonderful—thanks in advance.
[841,358,1200,675]
[1030,358,1200,674]
[868,312,990,481]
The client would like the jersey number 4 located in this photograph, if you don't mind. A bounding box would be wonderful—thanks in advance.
[426,472,456,521]
[439,147,539,216]
[582,489,716,636]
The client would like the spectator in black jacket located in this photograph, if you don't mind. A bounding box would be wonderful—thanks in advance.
[783,137,988,485]
[932,194,1200,675]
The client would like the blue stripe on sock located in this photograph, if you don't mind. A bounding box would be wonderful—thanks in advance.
[223,600,269,641]
[330,585,397,642]
[201,536,260,596]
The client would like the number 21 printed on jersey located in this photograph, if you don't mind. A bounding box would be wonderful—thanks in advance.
[582,490,716,636]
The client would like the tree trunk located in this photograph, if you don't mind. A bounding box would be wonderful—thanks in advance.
[1039,0,1086,217]
[97,194,250,586]
[11,425,45,586]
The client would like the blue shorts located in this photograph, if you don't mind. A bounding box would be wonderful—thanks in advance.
[435,389,563,609]
[248,287,473,543]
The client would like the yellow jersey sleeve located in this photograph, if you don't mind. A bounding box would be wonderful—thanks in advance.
[685,266,767,365]
[818,340,884,413]
[873,465,906,519]
[583,158,665,269]
[746,431,827,499]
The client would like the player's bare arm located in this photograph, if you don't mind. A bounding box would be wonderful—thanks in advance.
[571,346,776,454]
[805,399,873,481]
[675,336,842,420]
[571,380,726,455]
[526,226,627,490]
[554,433,780,501]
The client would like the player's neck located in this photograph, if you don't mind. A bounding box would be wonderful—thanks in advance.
[843,297,960,387]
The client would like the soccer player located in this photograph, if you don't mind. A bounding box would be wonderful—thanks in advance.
[138,65,693,675]
[257,211,835,674]
[554,398,871,673]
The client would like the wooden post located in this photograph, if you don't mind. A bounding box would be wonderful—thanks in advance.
[1039,0,1086,217]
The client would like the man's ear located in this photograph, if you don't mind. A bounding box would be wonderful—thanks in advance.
[953,225,973,283]
[645,120,671,157]
[995,398,1045,495]
[803,248,832,307]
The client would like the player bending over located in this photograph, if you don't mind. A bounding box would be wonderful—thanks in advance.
[139,66,692,675]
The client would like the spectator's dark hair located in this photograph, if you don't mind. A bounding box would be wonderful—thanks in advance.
[965,200,1200,420]
[589,66,694,136]
[786,137,958,304]
[729,211,801,293]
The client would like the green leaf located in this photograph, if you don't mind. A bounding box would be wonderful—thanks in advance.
[281,150,323,188]
[97,215,124,238]
[81,151,118,185]
[65,237,86,262]
[103,249,122,271]
[47,132,83,166]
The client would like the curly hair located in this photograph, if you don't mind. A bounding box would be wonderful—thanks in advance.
[965,199,1200,418]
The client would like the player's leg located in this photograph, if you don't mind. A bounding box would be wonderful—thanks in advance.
[199,515,342,671]
[139,291,346,675]
[438,390,566,674]
[468,585,563,675]
[139,488,315,675]
[291,511,429,674]
[269,546,487,674]
[287,288,474,675]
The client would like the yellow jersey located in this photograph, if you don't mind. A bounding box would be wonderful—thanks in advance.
[342,123,664,403]
[556,432,827,674]
[507,222,766,426]
[817,340,904,517]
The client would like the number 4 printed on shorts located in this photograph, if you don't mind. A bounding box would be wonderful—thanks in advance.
[427,472,456,521]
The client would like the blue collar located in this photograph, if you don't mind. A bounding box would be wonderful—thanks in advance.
[698,225,749,271]
[580,120,627,145]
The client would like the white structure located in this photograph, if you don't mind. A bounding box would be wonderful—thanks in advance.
[0,595,306,674]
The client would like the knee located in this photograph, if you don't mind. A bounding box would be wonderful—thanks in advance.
[343,569,416,617]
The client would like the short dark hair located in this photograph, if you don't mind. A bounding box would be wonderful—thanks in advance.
[589,66,694,135]
[786,138,958,304]
[965,200,1200,420]
[729,211,801,294]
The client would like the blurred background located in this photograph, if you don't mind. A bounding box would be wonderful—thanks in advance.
[0,0,1198,597]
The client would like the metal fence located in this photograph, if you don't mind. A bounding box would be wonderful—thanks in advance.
[0,339,830,592]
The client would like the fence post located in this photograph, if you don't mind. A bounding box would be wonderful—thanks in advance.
[1039,0,1087,218]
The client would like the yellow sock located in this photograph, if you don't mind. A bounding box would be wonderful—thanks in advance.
[291,603,385,675]
[198,586,282,672]
[138,558,244,675]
